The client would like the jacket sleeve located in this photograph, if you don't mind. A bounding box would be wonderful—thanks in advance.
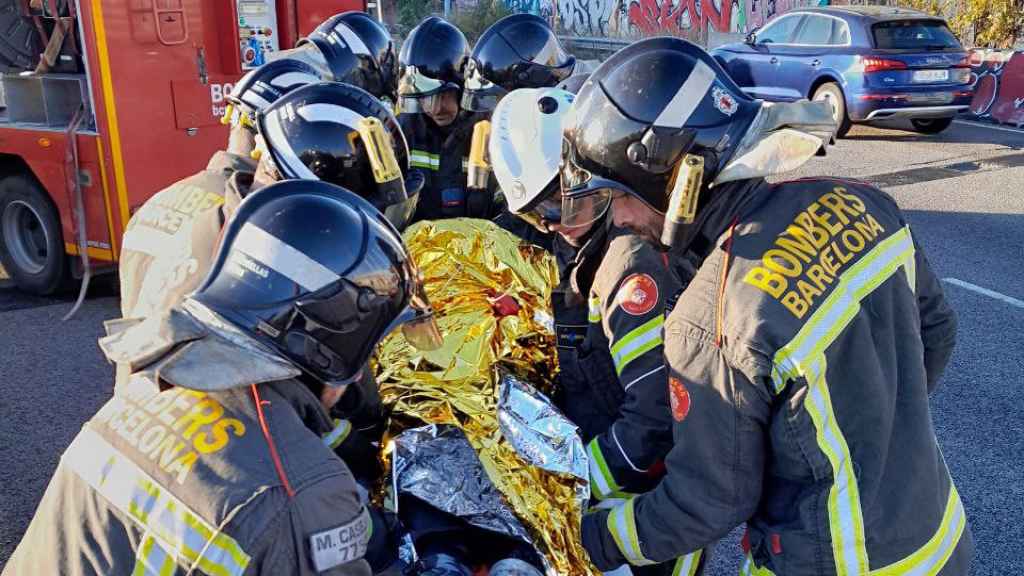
[911,230,957,393]
[582,333,770,568]
[587,255,679,499]
[253,474,374,576]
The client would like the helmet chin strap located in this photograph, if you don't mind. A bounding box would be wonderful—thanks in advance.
[714,100,835,185]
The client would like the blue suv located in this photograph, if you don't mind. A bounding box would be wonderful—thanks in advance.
[712,6,972,136]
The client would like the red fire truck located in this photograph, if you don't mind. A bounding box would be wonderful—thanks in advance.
[0,0,368,297]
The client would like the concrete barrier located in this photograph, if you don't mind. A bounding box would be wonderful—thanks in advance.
[967,49,1024,129]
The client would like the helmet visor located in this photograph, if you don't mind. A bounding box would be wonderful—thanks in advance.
[461,66,507,112]
[389,263,443,351]
[514,185,562,231]
[561,189,611,229]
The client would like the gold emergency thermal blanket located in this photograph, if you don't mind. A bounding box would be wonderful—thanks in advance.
[375,219,599,575]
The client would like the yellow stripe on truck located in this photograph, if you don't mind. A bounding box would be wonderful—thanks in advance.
[90,0,131,234]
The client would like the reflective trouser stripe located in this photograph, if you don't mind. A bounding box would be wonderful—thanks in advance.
[410,150,439,170]
[322,418,352,450]
[671,549,703,576]
[587,438,626,500]
[869,482,967,576]
[770,226,965,575]
[588,295,601,323]
[739,553,776,576]
[65,427,251,576]
[610,315,664,376]
[606,498,656,566]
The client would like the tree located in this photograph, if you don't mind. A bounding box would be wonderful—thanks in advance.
[452,0,514,44]
[900,0,1023,48]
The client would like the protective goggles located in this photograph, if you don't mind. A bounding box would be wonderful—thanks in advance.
[461,64,507,112]
[513,181,563,232]
[558,139,633,228]
[398,66,459,113]
[391,268,444,352]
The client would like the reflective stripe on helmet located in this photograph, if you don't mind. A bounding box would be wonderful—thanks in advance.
[329,22,371,56]
[654,59,716,129]
[233,222,339,292]
[65,427,251,576]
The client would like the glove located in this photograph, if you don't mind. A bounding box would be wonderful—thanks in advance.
[333,428,383,486]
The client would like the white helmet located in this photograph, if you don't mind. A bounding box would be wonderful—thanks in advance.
[489,87,575,229]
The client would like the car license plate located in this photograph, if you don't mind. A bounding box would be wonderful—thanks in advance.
[908,92,954,104]
[912,69,949,83]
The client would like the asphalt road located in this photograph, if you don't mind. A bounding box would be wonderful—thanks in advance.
[1,119,1022,574]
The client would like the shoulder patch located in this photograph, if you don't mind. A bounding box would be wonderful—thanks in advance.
[309,507,371,572]
[669,377,691,422]
[617,273,659,316]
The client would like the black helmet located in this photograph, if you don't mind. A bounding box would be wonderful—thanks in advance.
[256,81,420,230]
[397,16,469,111]
[192,180,441,388]
[223,59,321,131]
[299,11,399,104]
[462,14,575,112]
[560,38,761,228]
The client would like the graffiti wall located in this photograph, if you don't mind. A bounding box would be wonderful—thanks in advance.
[504,0,824,43]
[967,49,1024,128]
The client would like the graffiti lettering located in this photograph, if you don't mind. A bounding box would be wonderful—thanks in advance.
[967,49,1024,128]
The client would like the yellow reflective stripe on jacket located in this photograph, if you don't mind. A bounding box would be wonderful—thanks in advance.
[767,226,965,576]
[771,226,915,393]
[610,315,664,376]
[65,427,251,576]
[410,150,440,170]
[671,548,703,576]
[606,498,657,566]
[588,295,602,323]
[322,418,352,450]
[740,552,777,576]
[803,356,868,575]
[587,438,625,500]
[869,482,967,576]
[134,533,178,576]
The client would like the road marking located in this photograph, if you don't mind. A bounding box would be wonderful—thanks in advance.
[953,119,1024,135]
[942,278,1024,309]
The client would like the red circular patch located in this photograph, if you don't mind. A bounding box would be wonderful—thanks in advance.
[669,378,691,422]
[617,273,659,316]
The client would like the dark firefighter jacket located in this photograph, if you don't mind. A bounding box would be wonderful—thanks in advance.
[582,178,971,576]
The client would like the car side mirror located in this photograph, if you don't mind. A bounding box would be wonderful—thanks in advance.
[745,31,757,45]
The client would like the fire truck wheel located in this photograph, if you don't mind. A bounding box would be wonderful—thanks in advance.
[0,173,70,295]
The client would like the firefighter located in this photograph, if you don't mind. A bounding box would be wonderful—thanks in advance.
[118,58,321,320]
[3,180,443,576]
[397,17,498,221]
[490,86,704,576]
[287,11,400,106]
[461,13,576,114]
[562,38,973,575]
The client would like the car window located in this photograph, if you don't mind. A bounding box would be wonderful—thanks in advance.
[831,19,851,45]
[757,15,804,44]
[794,15,833,45]
[872,20,962,50]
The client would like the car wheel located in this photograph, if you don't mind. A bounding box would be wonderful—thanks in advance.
[910,117,954,135]
[0,173,70,294]
[812,82,852,138]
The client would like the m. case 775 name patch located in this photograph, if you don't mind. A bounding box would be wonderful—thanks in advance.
[309,507,371,572]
